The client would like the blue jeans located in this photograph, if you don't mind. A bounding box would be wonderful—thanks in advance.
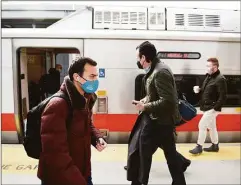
[41,176,93,185]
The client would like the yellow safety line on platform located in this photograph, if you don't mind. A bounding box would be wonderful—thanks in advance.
[2,144,240,174]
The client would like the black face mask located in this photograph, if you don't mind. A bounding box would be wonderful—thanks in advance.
[137,61,143,69]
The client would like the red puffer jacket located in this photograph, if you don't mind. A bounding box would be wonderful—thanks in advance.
[37,77,103,185]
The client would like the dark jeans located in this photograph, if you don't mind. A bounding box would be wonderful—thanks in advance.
[41,176,93,185]
[137,122,186,185]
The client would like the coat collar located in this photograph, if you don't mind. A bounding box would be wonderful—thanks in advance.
[60,76,97,110]
[206,69,220,78]
[144,57,160,80]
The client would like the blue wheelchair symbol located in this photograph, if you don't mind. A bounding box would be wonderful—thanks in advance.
[99,68,105,78]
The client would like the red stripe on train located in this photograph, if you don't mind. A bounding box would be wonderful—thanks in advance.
[1,113,240,132]
[1,113,17,131]
[93,114,241,132]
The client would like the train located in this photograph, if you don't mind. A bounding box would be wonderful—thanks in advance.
[1,5,240,144]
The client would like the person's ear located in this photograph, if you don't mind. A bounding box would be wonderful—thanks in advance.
[73,73,80,82]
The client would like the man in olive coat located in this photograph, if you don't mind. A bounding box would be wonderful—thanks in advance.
[127,41,186,185]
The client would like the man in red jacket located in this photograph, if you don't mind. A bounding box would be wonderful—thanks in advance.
[38,57,107,185]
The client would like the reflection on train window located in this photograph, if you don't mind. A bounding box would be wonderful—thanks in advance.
[174,75,241,107]
[134,74,241,107]
[225,75,241,107]
[174,75,202,106]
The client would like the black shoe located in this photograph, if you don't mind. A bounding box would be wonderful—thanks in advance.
[131,181,142,185]
[182,159,191,172]
[204,143,219,152]
[124,166,127,170]
[189,144,203,155]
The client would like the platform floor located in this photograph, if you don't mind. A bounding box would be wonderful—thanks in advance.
[1,143,241,184]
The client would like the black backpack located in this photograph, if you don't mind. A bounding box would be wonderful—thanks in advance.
[23,92,72,159]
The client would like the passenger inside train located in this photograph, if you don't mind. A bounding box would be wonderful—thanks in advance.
[39,66,61,99]
[18,48,80,117]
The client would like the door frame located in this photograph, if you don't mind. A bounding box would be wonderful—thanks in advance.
[12,38,83,143]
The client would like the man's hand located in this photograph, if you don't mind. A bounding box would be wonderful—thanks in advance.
[96,138,107,152]
[140,97,147,104]
[132,100,145,111]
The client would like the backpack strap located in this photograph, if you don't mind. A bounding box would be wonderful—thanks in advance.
[48,92,73,129]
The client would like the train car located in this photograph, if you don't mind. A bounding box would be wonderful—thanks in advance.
[1,6,240,144]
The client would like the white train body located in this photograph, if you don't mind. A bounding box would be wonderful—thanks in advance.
[1,6,240,143]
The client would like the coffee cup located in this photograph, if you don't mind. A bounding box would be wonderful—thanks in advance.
[193,86,200,93]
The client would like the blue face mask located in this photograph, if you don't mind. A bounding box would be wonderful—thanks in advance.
[144,65,151,73]
[79,77,99,94]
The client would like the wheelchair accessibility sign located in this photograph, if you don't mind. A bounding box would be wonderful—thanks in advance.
[99,68,105,78]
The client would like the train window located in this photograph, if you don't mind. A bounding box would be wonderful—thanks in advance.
[135,74,204,106]
[134,74,145,101]
[224,75,241,107]
[174,75,202,106]
[56,53,73,84]
[174,75,241,107]
[134,73,241,107]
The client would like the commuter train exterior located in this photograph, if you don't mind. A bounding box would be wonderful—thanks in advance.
[1,6,241,144]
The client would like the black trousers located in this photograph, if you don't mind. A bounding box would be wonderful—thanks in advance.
[157,142,189,167]
[136,121,186,185]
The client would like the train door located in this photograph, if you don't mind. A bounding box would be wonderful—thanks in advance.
[8,38,83,144]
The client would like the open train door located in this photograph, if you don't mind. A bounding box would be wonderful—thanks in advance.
[4,38,83,144]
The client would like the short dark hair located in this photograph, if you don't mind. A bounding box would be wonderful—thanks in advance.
[136,41,157,63]
[207,57,219,68]
[48,67,56,74]
[68,57,97,81]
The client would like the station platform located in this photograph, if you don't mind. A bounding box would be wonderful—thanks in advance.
[1,143,241,184]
